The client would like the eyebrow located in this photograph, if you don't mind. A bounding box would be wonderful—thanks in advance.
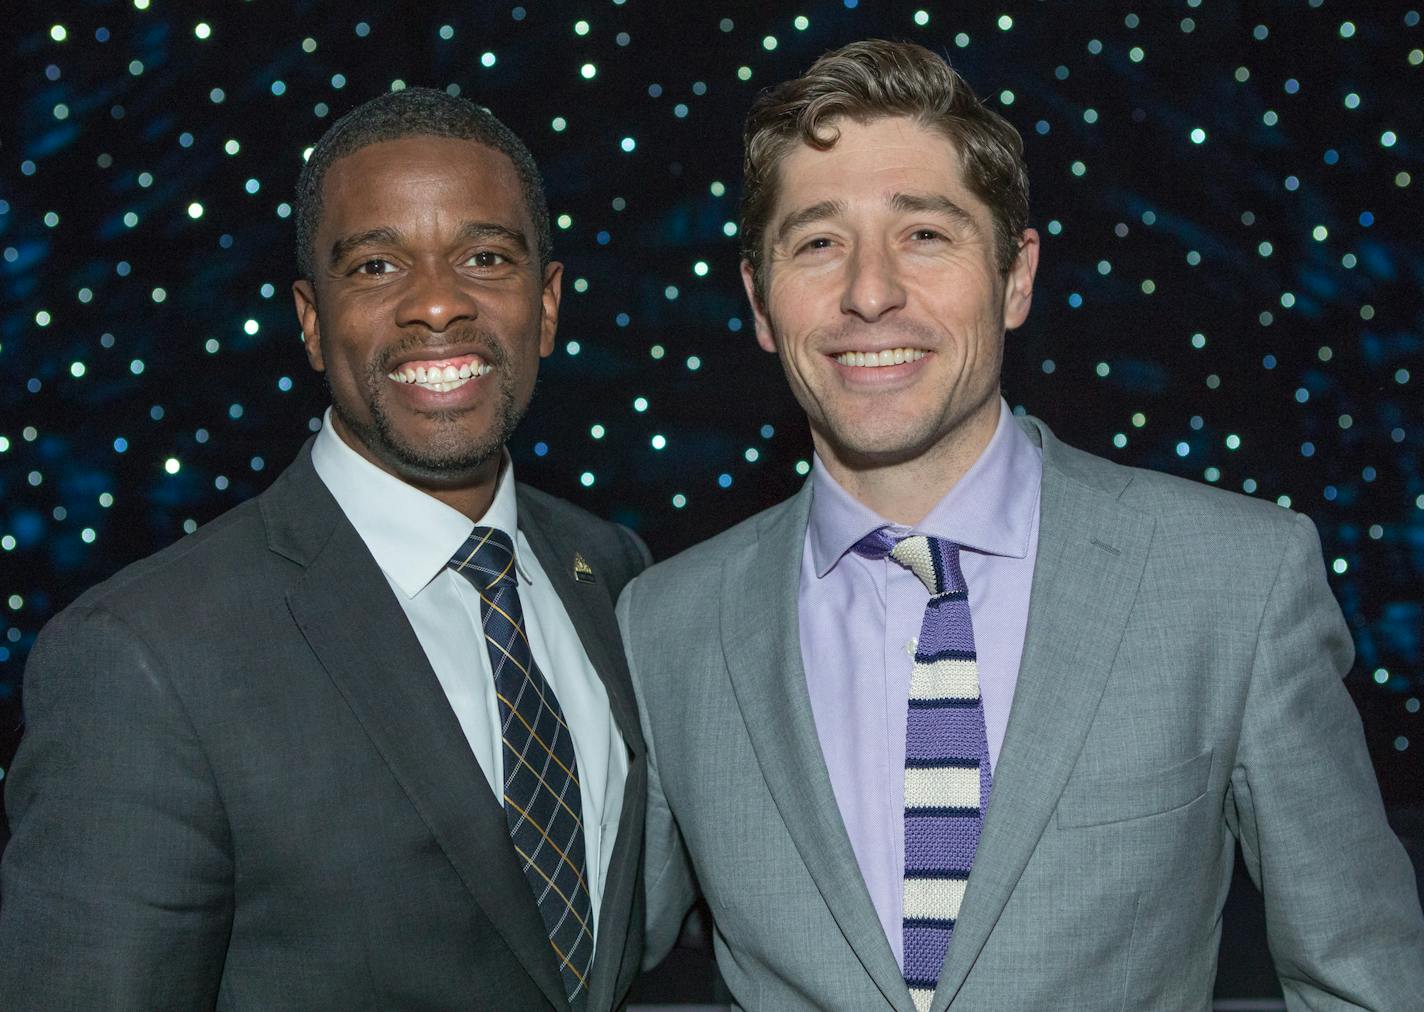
[773,199,846,248]
[889,192,982,236]
[772,192,984,250]
[454,220,531,253]
[327,220,532,269]
[328,226,403,268]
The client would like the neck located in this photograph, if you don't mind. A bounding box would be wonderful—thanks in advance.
[815,401,1000,526]
[329,413,503,523]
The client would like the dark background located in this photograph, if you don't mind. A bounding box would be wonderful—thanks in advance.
[2,0,1420,1001]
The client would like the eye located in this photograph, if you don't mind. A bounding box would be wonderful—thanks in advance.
[465,250,511,268]
[354,258,395,275]
[910,228,948,242]
[796,236,836,255]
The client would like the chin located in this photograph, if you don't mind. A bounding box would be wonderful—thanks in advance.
[384,438,503,485]
[338,400,505,480]
[830,412,934,452]
[823,430,936,469]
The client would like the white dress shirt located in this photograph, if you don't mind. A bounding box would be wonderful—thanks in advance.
[311,411,628,938]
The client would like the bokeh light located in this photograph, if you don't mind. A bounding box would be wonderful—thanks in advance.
[0,2,1419,814]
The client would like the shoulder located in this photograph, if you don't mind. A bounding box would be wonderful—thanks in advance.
[621,491,801,613]
[64,440,331,625]
[1035,417,1314,576]
[65,495,277,624]
[37,443,335,661]
[23,491,293,713]
[516,481,618,533]
[515,481,651,581]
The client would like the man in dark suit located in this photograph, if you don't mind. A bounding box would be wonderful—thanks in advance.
[0,87,649,1011]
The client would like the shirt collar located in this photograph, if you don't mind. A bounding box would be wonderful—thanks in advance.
[807,398,1043,578]
[310,407,524,599]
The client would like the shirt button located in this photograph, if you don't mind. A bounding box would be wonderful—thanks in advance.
[906,637,918,657]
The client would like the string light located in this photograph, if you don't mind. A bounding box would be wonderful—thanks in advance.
[0,4,1417,773]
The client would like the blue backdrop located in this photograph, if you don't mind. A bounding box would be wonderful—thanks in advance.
[2,2,1420,813]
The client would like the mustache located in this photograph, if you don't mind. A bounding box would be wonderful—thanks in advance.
[372,326,509,374]
[806,317,941,349]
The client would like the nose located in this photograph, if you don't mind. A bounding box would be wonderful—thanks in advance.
[840,239,906,322]
[395,261,479,333]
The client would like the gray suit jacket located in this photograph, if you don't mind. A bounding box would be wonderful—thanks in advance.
[619,416,1424,1011]
[0,442,650,1011]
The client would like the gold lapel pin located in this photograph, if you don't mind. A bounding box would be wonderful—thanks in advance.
[573,552,597,584]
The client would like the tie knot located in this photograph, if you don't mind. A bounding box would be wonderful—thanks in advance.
[852,529,965,596]
[448,526,518,591]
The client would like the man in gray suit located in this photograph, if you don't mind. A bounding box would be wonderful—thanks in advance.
[0,89,648,1010]
[618,40,1424,1010]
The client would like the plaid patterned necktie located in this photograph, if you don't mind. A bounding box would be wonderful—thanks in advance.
[853,529,992,1012]
[448,527,593,1011]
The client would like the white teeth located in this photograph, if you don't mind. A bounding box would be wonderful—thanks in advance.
[835,348,928,368]
[385,359,492,390]
[413,375,472,393]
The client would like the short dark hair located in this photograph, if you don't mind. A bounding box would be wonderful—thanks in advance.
[294,87,551,280]
[740,39,1029,303]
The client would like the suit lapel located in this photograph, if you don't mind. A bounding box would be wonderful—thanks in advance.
[515,490,642,757]
[514,489,646,1011]
[933,423,1155,1009]
[267,450,568,1011]
[720,483,918,1012]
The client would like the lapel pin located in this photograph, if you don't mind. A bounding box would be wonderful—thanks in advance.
[573,553,597,584]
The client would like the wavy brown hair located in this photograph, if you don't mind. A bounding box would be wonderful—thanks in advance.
[740,39,1029,303]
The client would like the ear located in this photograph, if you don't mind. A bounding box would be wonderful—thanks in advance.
[538,260,563,358]
[740,260,777,354]
[292,279,325,372]
[1002,228,1040,331]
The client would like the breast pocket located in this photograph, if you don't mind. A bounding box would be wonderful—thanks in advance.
[1055,748,1213,829]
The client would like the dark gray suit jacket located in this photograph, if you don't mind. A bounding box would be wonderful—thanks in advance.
[0,442,650,1011]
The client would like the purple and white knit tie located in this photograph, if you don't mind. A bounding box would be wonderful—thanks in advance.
[854,530,992,1012]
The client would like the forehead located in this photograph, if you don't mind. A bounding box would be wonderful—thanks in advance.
[773,116,981,217]
[318,135,528,233]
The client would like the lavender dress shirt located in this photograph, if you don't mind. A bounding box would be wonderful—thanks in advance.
[799,399,1043,970]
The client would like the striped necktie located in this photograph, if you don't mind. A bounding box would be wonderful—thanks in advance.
[449,527,593,1011]
[854,529,992,1012]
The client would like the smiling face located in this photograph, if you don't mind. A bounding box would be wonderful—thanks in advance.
[292,135,559,507]
[743,115,1037,491]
